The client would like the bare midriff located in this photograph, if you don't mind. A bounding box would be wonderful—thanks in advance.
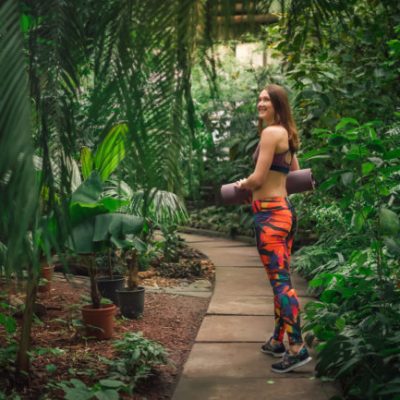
[252,170,288,200]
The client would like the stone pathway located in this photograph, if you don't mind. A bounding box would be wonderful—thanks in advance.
[172,232,338,400]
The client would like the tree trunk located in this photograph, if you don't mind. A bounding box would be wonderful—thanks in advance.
[127,251,139,290]
[16,264,38,375]
[87,255,101,308]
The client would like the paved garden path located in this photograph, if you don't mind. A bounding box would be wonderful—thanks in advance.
[172,232,338,400]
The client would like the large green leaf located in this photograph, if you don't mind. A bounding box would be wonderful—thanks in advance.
[69,219,95,254]
[69,172,106,225]
[94,124,127,182]
[99,197,129,213]
[81,147,94,180]
[93,214,144,243]
[69,202,108,228]
[71,172,103,204]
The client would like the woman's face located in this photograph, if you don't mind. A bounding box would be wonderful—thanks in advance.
[257,89,275,122]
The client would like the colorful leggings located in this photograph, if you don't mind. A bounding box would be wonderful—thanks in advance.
[252,197,303,345]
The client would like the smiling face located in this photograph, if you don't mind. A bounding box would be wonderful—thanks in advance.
[257,89,275,123]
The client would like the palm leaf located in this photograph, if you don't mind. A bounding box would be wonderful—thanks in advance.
[0,0,36,276]
[130,189,189,226]
[94,123,127,182]
[81,147,94,180]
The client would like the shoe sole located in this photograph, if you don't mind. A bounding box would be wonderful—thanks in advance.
[271,356,313,373]
[260,349,285,358]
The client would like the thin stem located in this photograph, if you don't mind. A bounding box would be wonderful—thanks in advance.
[16,262,38,375]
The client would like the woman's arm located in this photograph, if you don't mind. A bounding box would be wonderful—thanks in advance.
[237,127,280,190]
[290,154,300,171]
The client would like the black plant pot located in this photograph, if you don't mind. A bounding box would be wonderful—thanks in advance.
[116,286,145,319]
[96,275,125,306]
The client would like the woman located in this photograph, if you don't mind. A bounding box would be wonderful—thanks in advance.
[235,84,312,373]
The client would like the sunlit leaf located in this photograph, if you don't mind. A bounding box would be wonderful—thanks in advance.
[361,162,375,176]
[335,118,359,131]
[379,208,400,236]
[81,147,93,180]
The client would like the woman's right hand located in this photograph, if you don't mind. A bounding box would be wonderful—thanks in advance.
[235,179,247,189]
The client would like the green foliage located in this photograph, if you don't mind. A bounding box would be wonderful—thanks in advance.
[56,378,127,400]
[0,304,17,336]
[0,0,36,277]
[105,332,168,390]
[160,224,182,263]
[0,308,18,392]
[190,50,282,199]
[293,115,400,399]
[81,124,127,183]
[189,205,254,238]
[277,1,400,131]
[130,189,189,228]
[55,332,167,398]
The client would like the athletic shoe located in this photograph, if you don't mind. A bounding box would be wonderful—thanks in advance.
[260,337,286,358]
[271,346,312,373]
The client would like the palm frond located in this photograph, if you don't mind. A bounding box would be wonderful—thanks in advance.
[130,189,189,226]
[0,0,36,275]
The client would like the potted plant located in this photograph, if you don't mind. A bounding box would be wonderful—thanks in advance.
[68,172,145,338]
[80,256,116,340]
[91,212,144,313]
[69,213,117,340]
[95,248,125,306]
[117,238,147,319]
[67,172,118,339]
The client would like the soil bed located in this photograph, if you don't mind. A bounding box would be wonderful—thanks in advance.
[0,244,214,399]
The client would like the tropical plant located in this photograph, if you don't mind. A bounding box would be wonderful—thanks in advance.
[67,172,144,307]
[293,115,400,399]
[56,378,128,400]
[106,332,168,389]
[189,205,254,238]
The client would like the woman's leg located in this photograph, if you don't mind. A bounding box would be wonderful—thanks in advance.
[285,207,304,352]
[254,210,284,343]
[253,198,303,346]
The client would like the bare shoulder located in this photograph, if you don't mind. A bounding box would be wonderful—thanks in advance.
[261,126,287,142]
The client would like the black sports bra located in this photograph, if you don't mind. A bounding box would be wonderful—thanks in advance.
[252,144,292,175]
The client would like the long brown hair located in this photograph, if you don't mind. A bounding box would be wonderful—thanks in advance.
[257,84,300,153]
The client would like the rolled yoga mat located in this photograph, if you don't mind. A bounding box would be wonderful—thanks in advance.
[220,168,315,205]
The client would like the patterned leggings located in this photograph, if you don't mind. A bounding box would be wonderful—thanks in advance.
[252,197,303,345]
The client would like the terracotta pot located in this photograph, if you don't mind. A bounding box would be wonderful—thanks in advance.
[81,303,116,340]
[38,264,54,293]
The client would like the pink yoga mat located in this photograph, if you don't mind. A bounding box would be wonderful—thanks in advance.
[220,168,315,205]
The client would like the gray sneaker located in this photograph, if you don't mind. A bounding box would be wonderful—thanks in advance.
[271,346,312,373]
[260,338,286,358]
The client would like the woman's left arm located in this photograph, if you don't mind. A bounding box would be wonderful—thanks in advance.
[290,154,300,171]
[237,127,280,190]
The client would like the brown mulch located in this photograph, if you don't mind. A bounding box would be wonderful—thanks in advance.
[0,249,215,399]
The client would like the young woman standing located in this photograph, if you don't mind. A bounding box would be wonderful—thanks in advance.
[235,84,312,373]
